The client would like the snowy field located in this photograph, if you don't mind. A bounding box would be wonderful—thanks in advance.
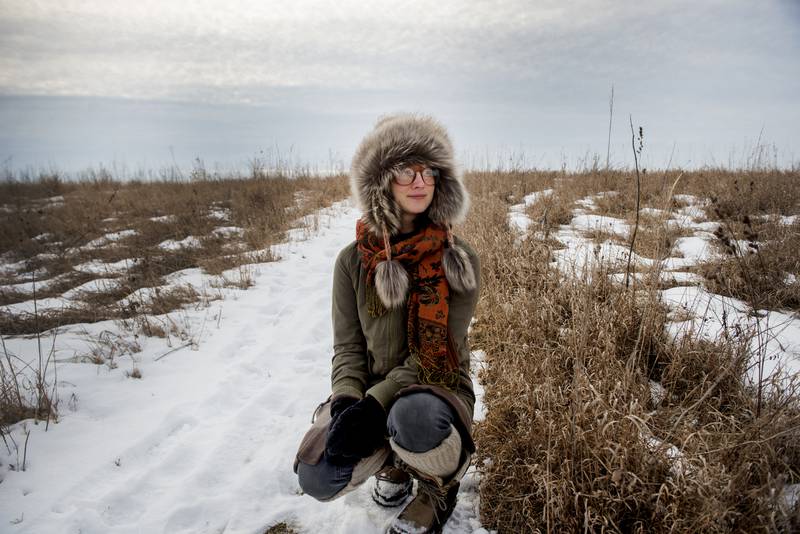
[0,200,487,534]
[2,190,799,532]
[509,191,800,385]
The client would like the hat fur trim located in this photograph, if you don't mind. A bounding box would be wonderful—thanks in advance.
[350,113,470,237]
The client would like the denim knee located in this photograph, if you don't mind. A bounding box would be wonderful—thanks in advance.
[387,393,455,453]
[296,453,354,501]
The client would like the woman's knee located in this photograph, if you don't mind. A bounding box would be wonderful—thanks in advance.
[387,393,455,453]
[296,455,354,501]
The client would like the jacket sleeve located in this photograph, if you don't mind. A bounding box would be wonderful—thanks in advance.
[330,245,368,400]
[366,240,481,409]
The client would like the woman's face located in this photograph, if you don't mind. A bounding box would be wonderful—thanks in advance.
[391,164,436,218]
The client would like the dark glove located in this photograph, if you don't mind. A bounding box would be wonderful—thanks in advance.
[325,395,387,465]
[329,395,359,421]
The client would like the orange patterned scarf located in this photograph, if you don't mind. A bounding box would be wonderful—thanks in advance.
[356,218,460,390]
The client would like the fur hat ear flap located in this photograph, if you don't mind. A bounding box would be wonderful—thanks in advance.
[443,227,476,294]
[375,260,409,308]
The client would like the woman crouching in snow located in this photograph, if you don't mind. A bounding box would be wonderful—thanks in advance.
[293,113,480,533]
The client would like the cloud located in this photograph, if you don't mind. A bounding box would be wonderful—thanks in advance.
[1,0,745,101]
[1,0,797,170]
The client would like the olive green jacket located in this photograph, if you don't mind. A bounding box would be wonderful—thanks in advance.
[330,237,481,421]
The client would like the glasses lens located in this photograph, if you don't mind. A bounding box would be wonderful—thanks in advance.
[395,167,437,185]
[421,168,438,184]
[394,168,415,185]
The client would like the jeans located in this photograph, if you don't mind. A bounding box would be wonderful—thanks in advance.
[296,392,456,501]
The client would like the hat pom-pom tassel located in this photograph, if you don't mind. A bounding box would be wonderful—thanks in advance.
[443,245,476,293]
[375,260,409,308]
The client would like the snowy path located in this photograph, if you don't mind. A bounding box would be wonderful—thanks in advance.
[0,201,486,534]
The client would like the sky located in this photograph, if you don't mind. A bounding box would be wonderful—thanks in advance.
[1,0,798,175]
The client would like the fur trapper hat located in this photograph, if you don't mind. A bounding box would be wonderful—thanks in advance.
[350,113,476,306]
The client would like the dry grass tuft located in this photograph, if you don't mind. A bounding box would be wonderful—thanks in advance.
[699,213,800,312]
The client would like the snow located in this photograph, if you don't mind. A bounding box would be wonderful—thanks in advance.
[640,207,666,217]
[507,211,533,234]
[671,235,716,263]
[2,296,76,315]
[149,215,175,223]
[661,285,800,383]
[521,189,553,206]
[608,271,704,286]
[507,189,553,234]
[157,236,201,251]
[673,194,703,205]
[74,258,141,275]
[83,230,138,250]
[212,226,245,238]
[61,278,121,299]
[208,208,231,221]
[0,259,32,276]
[551,229,651,276]
[569,213,631,238]
[0,200,487,534]
[1,272,73,295]
[33,233,53,242]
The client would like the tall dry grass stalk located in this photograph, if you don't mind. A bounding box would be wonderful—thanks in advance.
[462,170,800,532]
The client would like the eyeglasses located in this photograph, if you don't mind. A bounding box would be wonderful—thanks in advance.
[393,167,439,186]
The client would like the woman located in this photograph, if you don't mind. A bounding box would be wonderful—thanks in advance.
[294,113,480,534]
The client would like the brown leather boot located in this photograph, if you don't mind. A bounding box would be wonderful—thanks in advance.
[385,477,459,534]
[372,465,413,507]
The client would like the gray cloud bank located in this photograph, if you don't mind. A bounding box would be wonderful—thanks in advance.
[1,0,798,173]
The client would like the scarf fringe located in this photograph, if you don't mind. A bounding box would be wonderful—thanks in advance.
[415,354,460,390]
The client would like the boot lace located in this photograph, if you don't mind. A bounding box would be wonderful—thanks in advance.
[415,478,449,518]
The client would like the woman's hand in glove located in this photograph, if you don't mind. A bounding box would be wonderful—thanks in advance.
[329,395,358,421]
[325,395,386,465]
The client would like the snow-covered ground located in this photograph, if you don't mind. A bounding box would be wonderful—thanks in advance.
[3,190,797,533]
[0,200,488,534]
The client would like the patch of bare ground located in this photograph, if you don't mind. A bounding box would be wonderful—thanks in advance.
[463,169,800,532]
[263,522,297,534]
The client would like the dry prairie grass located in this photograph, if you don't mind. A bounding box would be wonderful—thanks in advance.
[463,169,800,532]
[1,168,349,433]
[699,217,800,311]
[0,170,350,335]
